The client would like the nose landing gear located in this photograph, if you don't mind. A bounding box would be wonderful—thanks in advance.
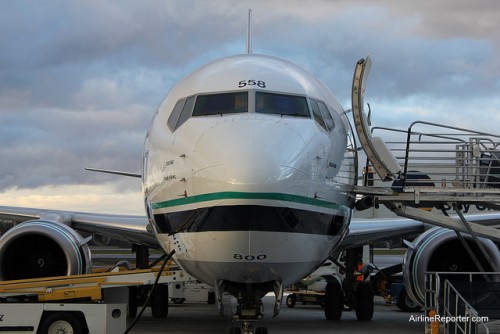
[219,280,282,334]
[228,322,268,334]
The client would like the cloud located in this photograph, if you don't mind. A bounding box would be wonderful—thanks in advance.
[0,184,143,215]
[0,0,498,214]
[0,106,146,190]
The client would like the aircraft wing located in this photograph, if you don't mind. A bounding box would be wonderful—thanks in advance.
[2,205,499,251]
[0,206,159,248]
[341,212,500,249]
[340,217,424,249]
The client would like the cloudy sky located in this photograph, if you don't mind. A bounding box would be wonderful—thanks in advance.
[1,0,499,215]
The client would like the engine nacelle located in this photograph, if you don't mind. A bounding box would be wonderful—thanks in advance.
[403,227,500,306]
[0,220,91,281]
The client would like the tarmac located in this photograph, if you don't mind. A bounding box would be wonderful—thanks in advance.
[97,248,498,333]
[126,295,424,334]
[98,248,424,333]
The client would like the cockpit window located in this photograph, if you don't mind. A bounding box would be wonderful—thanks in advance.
[167,98,186,132]
[317,100,335,131]
[310,99,327,130]
[310,98,335,132]
[255,92,310,117]
[192,92,248,116]
[167,95,196,132]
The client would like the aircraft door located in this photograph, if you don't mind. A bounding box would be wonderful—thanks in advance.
[352,57,401,181]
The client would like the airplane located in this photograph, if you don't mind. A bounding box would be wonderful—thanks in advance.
[1,22,500,334]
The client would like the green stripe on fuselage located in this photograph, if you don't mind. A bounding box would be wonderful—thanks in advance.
[151,191,348,211]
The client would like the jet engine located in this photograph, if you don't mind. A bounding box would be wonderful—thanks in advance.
[403,227,500,306]
[0,220,91,280]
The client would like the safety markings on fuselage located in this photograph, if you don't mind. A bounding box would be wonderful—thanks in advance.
[151,191,349,213]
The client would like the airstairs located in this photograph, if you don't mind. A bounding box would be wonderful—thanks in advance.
[358,121,500,243]
[352,57,500,333]
[352,57,500,244]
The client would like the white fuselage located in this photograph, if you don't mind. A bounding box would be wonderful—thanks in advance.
[143,54,356,287]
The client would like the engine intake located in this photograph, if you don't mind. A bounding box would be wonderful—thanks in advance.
[403,227,500,306]
[0,220,91,281]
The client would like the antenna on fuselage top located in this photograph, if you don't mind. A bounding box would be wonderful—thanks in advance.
[246,9,252,54]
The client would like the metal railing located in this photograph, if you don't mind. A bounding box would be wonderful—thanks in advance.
[424,272,500,334]
[368,122,500,193]
[443,279,489,334]
[425,272,440,315]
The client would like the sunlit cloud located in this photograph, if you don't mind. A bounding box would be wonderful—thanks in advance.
[1,0,498,213]
[1,184,144,215]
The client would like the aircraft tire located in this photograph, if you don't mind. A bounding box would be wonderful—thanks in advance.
[256,327,269,334]
[128,286,138,318]
[151,284,169,318]
[208,291,216,304]
[324,281,343,320]
[396,288,421,312]
[286,294,296,308]
[172,298,185,304]
[228,326,242,334]
[355,281,374,321]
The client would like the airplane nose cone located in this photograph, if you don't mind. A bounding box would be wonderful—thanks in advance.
[192,117,312,193]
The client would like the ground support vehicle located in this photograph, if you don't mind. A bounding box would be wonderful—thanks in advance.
[0,267,193,333]
[169,280,216,305]
[285,290,325,308]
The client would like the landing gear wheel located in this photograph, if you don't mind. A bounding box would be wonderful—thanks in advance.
[207,291,216,304]
[396,288,421,312]
[40,313,82,334]
[286,294,296,308]
[324,281,343,320]
[172,298,185,304]
[256,327,269,334]
[355,281,374,321]
[151,284,169,318]
[228,326,241,334]
[128,286,138,318]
